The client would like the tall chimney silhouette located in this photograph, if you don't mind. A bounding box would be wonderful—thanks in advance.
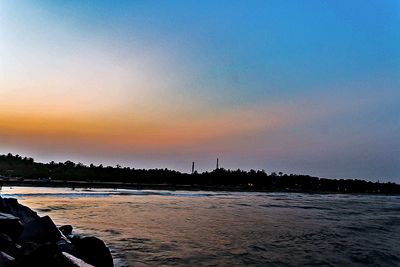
[216,158,219,170]
[192,161,195,174]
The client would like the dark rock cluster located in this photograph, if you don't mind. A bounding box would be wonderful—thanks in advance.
[0,197,113,267]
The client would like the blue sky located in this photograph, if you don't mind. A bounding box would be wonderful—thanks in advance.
[0,1,399,181]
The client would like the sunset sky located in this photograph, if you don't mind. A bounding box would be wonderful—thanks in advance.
[1,1,399,181]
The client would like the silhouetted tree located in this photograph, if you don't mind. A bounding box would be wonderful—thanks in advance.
[0,153,398,194]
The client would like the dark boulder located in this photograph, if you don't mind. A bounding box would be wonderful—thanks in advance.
[0,212,23,240]
[15,242,78,267]
[0,197,39,224]
[62,252,94,267]
[70,236,113,267]
[0,251,15,267]
[0,198,112,266]
[57,237,77,256]
[60,225,73,236]
[0,233,20,257]
[15,241,41,261]
[19,216,61,243]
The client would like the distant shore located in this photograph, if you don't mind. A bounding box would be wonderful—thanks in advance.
[1,178,282,192]
[1,154,399,195]
[1,178,400,196]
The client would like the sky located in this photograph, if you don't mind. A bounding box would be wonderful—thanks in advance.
[0,1,399,181]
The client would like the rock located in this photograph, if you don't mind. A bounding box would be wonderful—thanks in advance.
[0,251,15,267]
[57,237,76,255]
[60,225,73,236]
[0,212,23,240]
[0,233,20,257]
[15,242,78,267]
[0,198,113,266]
[15,241,40,259]
[0,197,39,224]
[19,216,61,243]
[62,252,94,267]
[70,236,113,267]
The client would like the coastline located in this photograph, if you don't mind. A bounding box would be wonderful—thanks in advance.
[1,154,399,195]
[1,179,399,196]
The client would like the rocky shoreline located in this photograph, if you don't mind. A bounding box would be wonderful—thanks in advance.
[0,197,113,267]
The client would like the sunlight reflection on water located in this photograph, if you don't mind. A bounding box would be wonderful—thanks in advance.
[1,187,399,266]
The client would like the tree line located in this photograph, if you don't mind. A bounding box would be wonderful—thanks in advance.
[0,153,399,194]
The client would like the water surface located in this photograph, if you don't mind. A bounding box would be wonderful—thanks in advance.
[1,187,399,266]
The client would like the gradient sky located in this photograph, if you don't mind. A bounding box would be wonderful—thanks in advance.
[1,1,399,181]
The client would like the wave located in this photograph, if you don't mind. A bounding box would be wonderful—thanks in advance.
[1,193,112,198]
[0,189,224,199]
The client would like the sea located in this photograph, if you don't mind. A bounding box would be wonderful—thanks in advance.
[1,186,399,266]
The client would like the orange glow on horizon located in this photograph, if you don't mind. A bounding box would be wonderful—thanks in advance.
[0,107,283,153]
